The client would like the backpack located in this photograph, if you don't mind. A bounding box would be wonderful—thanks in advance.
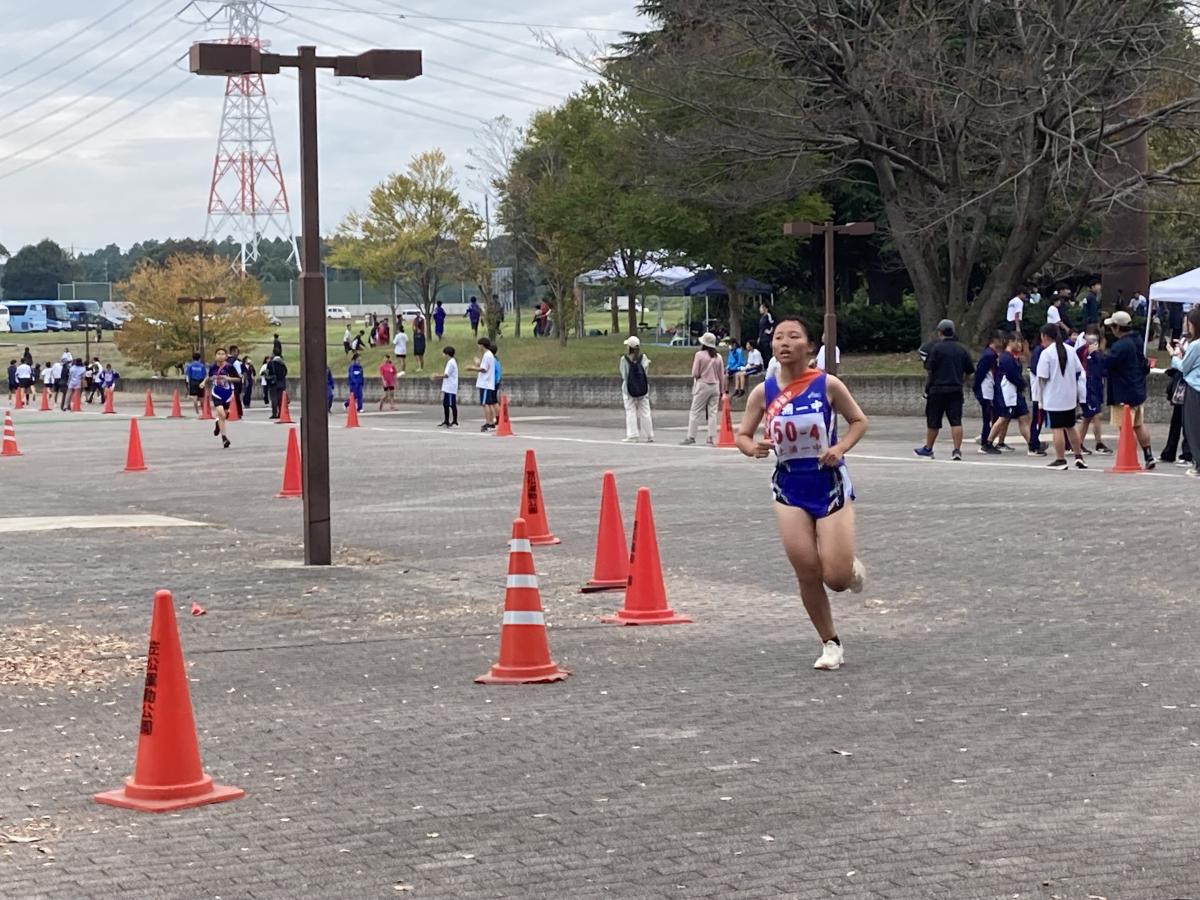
[625,354,648,397]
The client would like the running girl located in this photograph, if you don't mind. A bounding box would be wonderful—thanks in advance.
[735,317,867,671]
[207,348,235,449]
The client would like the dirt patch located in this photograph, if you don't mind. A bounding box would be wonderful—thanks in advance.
[0,625,140,688]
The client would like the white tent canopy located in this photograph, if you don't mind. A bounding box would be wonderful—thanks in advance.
[577,255,696,286]
[1149,267,1200,303]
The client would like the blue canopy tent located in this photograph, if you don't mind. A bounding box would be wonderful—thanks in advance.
[674,271,774,345]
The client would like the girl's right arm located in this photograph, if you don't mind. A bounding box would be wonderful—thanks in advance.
[735,384,773,458]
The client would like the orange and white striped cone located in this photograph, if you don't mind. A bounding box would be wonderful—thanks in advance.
[476,518,570,685]
[2,410,21,457]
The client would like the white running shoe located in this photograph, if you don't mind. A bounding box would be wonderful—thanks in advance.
[621,436,638,443]
[848,557,866,594]
[814,640,844,670]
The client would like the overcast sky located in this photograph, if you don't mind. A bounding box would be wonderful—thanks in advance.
[0,0,645,255]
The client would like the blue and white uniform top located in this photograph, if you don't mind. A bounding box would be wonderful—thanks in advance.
[209,361,236,404]
[763,369,853,519]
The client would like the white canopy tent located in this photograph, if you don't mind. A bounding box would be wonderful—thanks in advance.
[1147,268,1199,348]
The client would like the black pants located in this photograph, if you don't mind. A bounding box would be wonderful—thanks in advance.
[1183,385,1200,468]
[269,384,284,418]
[442,392,458,424]
[1162,403,1189,461]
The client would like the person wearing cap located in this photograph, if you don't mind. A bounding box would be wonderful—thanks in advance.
[618,335,653,443]
[914,320,974,460]
[1102,309,1155,468]
[682,332,724,446]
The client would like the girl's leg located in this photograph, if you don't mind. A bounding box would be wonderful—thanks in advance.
[1017,414,1032,443]
[1052,426,1066,461]
[775,504,836,642]
[216,406,226,437]
[814,502,857,592]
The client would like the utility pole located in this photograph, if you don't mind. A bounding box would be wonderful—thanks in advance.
[781,220,875,376]
[177,296,227,360]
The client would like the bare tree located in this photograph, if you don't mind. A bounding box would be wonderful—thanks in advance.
[619,0,1200,341]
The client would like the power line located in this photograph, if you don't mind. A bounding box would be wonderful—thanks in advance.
[276,8,564,102]
[0,0,164,99]
[0,7,193,124]
[0,76,193,184]
[279,71,479,133]
[276,2,627,32]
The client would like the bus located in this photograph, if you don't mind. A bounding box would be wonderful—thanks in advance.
[65,299,101,330]
[4,300,70,332]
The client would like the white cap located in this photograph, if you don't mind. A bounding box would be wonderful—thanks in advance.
[699,332,718,349]
[623,335,641,348]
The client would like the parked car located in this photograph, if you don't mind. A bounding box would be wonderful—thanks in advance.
[326,306,352,319]
[98,315,124,331]
[266,313,282,326]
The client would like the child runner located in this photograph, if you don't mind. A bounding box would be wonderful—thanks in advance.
[40,360,56,401]
[413,314,426,372]
[470,338,498,431]
[345,353,364,412]
[1079,326,1110,453]
[431,346,459,427]
[378,355,397,411]
[974,331,1005,453]
[986,335,1033,451]
[735,317,868,672]
[207,348,235,448]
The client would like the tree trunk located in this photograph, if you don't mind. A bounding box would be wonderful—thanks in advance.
[627,284,638,337]
[727,290,743,345]
[610,287,620,334]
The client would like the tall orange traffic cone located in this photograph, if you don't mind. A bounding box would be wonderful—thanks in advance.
[582,471,629,593]
[143,390,156,418]
[2,411,21,457]
[277,427,303,498]
[476,518,570,685]
[199,392,213,421]
[715,394,736,448]
[494,395,513,437]
[1109,404,1143,474]
[276,391,293,424]
[124,418,148,472]
[13,387,24,410]
[519,449,559,546]
[102,387,116,414]
[70,389,82,412]
[168,390,183,418]
[602,487,692,625]
[344,400,360,428]
[226,397,240,422]
[39,388,50,411]
[94,589,244,812]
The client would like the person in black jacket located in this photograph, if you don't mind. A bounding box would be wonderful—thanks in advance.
[267,354,288,419]
[914,319,974,461]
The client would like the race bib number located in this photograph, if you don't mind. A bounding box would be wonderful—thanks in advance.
[769,412,828,462]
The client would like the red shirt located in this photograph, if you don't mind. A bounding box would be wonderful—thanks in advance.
[379,361,397,388]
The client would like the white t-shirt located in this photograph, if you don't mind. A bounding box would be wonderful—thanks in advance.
[765,356,781,382]
[442,358,459,395]
[746,348,764,369]
[394,333,408,356]
[42,366,55,386]
[1046,304,1061,325]
[1006,296,1024,323]
[1035,343,1082,412]
[15,363,31,380]
[475,350,496,391]
[815,345,841,372]
[50,362,63,380]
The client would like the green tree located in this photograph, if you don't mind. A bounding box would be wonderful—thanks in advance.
[330,150,481,327]
[1,239,77,299]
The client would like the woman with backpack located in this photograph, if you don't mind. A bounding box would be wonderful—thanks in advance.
[619,335,653,443]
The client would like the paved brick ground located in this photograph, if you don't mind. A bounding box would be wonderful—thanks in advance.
[1,399,1199,899]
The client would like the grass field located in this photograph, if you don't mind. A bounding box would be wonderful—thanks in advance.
[1,313,948,380]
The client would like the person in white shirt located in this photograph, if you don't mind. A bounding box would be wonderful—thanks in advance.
[393,324,408,374]
[14,361,33,405]
[1006,290,1026,327]
[1035,324,1088,469]
[469,337,498,431]
[41,361,56,399]
[49,359,65,405]
[815,344,841,372]
[431,345,459,427]
[1028,290,1042,305]
[1046,298,1062,325]
[618,335,653,442]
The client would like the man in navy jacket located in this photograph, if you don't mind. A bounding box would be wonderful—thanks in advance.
[1103,310,1154,469]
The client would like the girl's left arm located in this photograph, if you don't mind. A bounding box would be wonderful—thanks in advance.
[822,375,869,466]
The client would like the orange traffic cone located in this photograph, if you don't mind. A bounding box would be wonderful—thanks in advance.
[14,388,24,410]
[94,589,244,812]
[168,390,183,419]
[199,392,213,421]
[519,449,559,546]
[582,471,629,593]
[102,388,116,414]
[226,397,240,422]
[476,518,570,685]
[494,395,513,437]
[344,400,360,428]
[602,487,692,625]
[277,427,303,498]
[2,411,21,457]
[39,388,50,411]
[715,394,736,448]
[70,389,82,412]
[190,601,206,616]
[124,418,148,472]
[143,390,155,418]
[276,391,293,424]
[1109,404,1143,474]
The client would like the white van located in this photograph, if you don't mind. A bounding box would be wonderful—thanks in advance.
[326,306,352,320]
[0,304,9,332]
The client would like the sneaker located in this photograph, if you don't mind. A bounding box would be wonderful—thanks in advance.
[1144,457,1156,471]
[951,449,963,461]
[213,422,220,437]
[680,437,696,445]
[848,558,866,594]
[222,436,231,449]
[978,444,1002,455]
[437,422,449,428]
[1074,458,1088,470]
[813,640,844,671]
[1177,459,1193,467]
[621,436,638,443]
[1027,448,1047,457]
[1080,446,1093,455]
[913,446,934,459]
[1047,459,1068,468]
[996,442,1015,453]
[705,437,714,445]
[1095,443,1113,454]
[480,424,490,433]
[646,438,654,443]
[1186,467,1200,477]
